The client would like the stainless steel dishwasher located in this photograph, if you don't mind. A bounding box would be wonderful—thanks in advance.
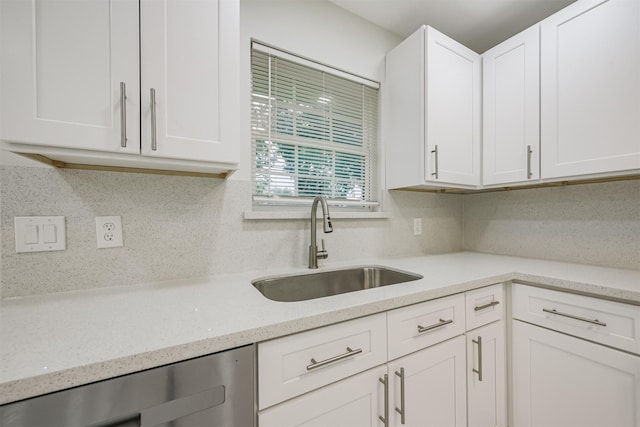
[0,344,255,427]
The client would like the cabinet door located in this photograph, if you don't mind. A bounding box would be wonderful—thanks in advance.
[512,320,640,427]
[467,321,506,427]
[426,26,481,187]
[388,335,467,427]
[0,0,140,154]
[540,0,640,179]
[140,0,239,164]
[483,25,540,186]
[258,366,387,427]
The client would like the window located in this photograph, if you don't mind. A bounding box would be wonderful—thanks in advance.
[251,43,380,212]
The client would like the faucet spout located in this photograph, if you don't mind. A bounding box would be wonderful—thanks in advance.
[309,196,332,269]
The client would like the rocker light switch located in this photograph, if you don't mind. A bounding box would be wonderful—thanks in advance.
[42,224,58,244]
[15,216,66,253]
[24,225,39,244]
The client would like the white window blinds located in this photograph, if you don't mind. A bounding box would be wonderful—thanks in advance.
[251,43,380,209]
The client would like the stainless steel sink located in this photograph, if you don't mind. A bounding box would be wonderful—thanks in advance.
[252,266,423,302]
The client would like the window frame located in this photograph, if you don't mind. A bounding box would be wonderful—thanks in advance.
[249,42,383,218]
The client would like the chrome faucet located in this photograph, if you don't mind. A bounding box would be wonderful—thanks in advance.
[309,196,333,269]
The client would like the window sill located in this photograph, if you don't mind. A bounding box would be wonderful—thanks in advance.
[243,211,390,220]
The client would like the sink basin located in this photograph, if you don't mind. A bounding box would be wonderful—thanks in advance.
[252,266,423,302]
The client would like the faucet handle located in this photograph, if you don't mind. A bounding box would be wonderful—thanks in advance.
[319,239,329,260]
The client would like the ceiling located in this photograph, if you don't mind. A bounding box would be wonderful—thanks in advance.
[329,0,577,53]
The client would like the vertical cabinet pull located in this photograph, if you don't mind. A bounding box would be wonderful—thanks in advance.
[120,82,127,148]
[395,368,406,425]
[526,145,533,179]
[150,88,157,151]
[431,145,439,179]
[472,336,483,381]
[379,374,389,427]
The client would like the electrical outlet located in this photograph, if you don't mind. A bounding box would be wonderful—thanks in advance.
[413,218,422,236]
[96,216,123,248]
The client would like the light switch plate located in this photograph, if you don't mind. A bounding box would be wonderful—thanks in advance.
[15,216,66,253]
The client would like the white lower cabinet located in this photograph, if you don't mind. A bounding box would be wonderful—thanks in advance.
[466,321,507,427]
[257,282,640,427]
[388,335,467,427]
[258,366,387,427]
[512,320,640,427]
[512,283,640,427]
[257,286,509,427]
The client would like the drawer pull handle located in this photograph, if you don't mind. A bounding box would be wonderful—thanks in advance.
[542,308,607,327]
[306,347,363,371]
[395,368,406,424]
[474,300,500,311]
[417,318,453,334]
[472,336,483,381]
[379,374,389,427]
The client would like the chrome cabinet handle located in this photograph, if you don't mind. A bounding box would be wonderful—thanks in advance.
[120,82,127,148]
[526,145,533,179]
[306,347,362,371]
[379,374,389,427]
[395,368,406,425]
[150,88,157,151]
[542,308,607,327]
[474,300,500,311]
[431,145,439,179]
[472,336,483,381]
[417,318,453,334]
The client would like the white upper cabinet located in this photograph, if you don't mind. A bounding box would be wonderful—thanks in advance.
[140,0,238,164]
[385,25,481,190]
[482,25,540,186]
[540,0,640,179]
[0,0,140,154]
[0,0,239,176]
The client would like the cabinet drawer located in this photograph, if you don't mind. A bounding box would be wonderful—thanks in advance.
[465,283,504,330]
[258,313,387,409]
[512,283,640,354]
[387,293,465,360]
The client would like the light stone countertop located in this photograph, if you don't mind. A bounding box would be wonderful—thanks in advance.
[1,251,639,405]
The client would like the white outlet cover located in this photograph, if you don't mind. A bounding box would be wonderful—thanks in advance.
[95,216,123,249]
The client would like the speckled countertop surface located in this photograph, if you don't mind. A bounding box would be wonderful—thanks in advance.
[1,251,639,405]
